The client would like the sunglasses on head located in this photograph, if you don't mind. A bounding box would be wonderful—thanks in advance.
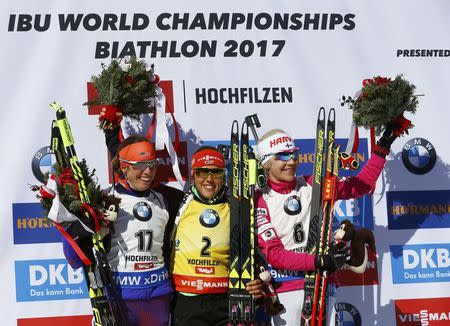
[274,150,299,162]
[120,159,159,171]
[194,168,225,179]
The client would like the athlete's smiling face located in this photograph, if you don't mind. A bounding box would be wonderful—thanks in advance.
[193,165,225,199]
[122,164,157,191]
[267,155,298,183]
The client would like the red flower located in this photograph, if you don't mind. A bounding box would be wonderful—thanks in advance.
[391,113,411,137]
[124,74,135,84]
[58,168,80,198]
[362,79,373,86]
[363,76,391,87]
[373,77,391,85]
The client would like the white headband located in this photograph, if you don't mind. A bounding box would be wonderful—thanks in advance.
[257,132,298,165]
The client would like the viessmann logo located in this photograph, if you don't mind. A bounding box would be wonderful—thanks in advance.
[395,297,450,325]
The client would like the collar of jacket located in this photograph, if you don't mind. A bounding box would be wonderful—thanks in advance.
[267,177,297,194]
[190,185,228,205]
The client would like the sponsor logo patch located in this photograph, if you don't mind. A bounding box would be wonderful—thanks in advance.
[269,136,293,148]
[256,216,269,226]
[199,209,220,228]
[256,208,267,216]
[180,278,228,292]
[134,263,154,270]
[133,202,152,221]
[257,222,274,234]
[261,229,276,242]
[283,195,302,215]
[195,266,215,275]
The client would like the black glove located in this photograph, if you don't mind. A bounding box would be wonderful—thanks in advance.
[374,120,403,158]
[315,242,350,272]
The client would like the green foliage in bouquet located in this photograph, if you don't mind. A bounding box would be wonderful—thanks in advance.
[341,75,419,135]
[85,57,156,119]
[40,159,104,220]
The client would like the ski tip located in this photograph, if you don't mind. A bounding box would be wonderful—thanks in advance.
[328,108,335,122]
[318,107,325,120]
[49,101,62,111]
[240,120,249,135]
[232,120,239,133]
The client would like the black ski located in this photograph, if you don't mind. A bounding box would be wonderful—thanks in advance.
[228,118,259,325]
[301,107,328,326]
[49,102,125,326]
[312,108,337,326]
[239,121,256,324]
[316,118,340,325]
[228,120,242,325]
[301,108,360,325]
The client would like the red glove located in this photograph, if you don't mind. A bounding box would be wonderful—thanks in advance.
[98,105,123,130]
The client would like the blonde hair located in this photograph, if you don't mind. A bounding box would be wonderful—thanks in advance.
[257,128,288,171]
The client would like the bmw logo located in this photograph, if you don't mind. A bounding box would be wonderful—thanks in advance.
[335,302,362,326]
[133,202,152,221]
[31,146,56,183]
[199,209,220,228]
[402,138,436,175]
[284,196,302,215]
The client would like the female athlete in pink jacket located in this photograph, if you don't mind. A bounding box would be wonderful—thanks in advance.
[255,128,395,325]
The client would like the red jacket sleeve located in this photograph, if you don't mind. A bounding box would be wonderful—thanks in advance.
[305,154,386,200]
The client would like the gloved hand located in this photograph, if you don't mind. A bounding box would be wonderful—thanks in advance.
[374,124,397,157]
[98,105,123,130]
[315,241,350,272]
[374,114,412,157]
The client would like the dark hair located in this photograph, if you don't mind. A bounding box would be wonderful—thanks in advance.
[111,134,150,173]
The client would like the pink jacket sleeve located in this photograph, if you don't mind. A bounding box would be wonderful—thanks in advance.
[306,154,386,200]
[256,191,316,271]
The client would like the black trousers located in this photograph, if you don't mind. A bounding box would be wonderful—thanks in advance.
[171,292,228,326]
